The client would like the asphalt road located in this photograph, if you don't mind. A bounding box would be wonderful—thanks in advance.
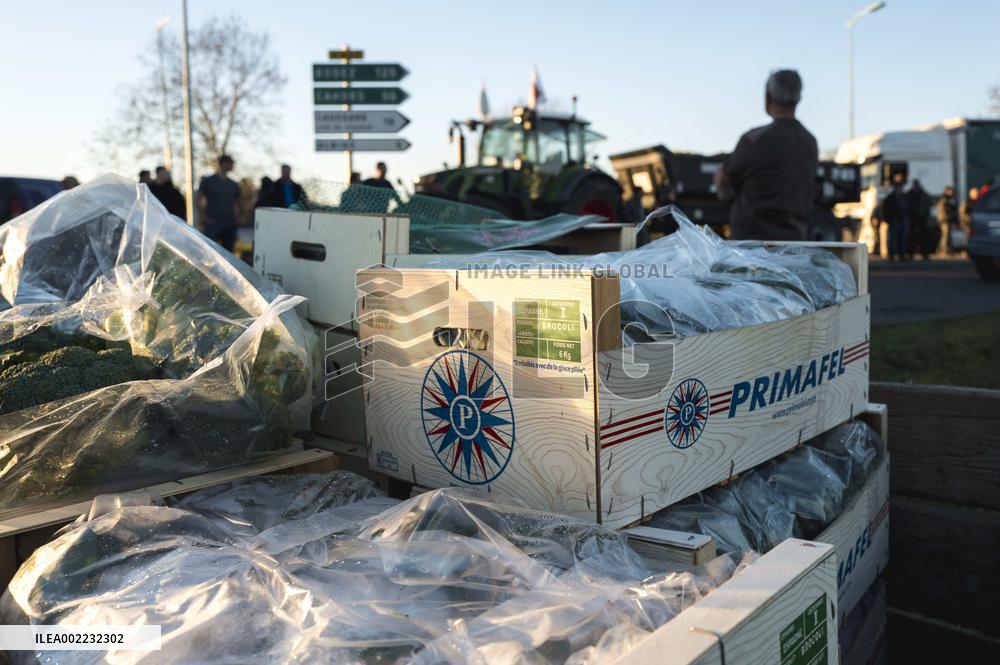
[869,258,1000,326]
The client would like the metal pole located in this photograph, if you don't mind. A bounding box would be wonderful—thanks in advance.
[342,43,353,183]
[180,0,195,225]
[156,20,173,172]
[848,24,855,140]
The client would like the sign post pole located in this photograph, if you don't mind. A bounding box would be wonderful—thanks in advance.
[340,43,353,183]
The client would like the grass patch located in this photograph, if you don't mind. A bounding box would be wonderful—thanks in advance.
[870,311,1000,389]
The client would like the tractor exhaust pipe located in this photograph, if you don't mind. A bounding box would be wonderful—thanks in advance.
[449,122,467,168]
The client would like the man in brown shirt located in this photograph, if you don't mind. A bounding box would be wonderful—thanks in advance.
[714,70,818,240]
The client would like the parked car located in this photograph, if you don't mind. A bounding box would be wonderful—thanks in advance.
[0,177,63,223]
[968,187,1000,281]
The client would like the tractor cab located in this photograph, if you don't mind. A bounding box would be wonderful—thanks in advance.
[417,106,623,221]
[477,107,606,174]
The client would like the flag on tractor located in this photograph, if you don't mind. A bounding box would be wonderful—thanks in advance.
[479,80,490,119]
[529,65,546,110]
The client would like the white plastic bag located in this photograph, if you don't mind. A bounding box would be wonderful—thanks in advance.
[0,175,312,515]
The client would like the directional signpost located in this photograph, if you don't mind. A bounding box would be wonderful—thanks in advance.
[313,87,409,106]
[313,63,409,82]
[316,138,411,152]
[314,110,410,134]
[313,45,411,178]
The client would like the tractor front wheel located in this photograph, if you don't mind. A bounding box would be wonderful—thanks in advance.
[564,178,622,223]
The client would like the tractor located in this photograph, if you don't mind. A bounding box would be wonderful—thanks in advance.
[415,106,624,222]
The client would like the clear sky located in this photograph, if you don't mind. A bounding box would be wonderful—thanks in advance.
[1,0,997,189]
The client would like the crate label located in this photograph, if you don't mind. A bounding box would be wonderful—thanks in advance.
[513,299,581,363]
[375,449,399,473]
[780,593,828,665]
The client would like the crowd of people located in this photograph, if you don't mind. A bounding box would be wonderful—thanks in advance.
[134,157,393,252]
[878,176,990,261]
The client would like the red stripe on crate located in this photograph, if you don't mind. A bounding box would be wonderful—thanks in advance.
[843,343,870,357]
[845,341,870,353]
[844,351,870,365]
[709,405,731,415]
[600,415,664,440]
[710,390,732,400]
[601,424,664,450]
[868,500,890,536]
[600,408,665,432]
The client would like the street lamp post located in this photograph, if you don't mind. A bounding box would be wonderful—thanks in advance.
[154,16,173,172]
[180,0,195,225]
[847,1,886,139]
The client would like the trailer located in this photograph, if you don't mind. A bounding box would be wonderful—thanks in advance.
[610,145,859,240]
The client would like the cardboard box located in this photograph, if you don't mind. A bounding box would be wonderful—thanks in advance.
[358,241,870,528]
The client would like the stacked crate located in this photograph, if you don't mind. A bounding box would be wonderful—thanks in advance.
[252,207,637,447]
[356,239,870,527]
[354,241,885,662]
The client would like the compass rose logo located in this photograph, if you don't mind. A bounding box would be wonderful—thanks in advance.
[421,350,515,485]
[665,378,709,449]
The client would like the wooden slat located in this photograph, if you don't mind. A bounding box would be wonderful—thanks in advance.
[889,494,1000,637]
[870,382,1000,510]
[614,540,838,665]
[0,448,335,539]
[623,526,716,568]
[591,274,622,352]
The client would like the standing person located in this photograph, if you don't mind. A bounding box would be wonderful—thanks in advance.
[148,166,186,220]
[363,162,395,190]
[138,170,152,186]
[905,179,934,259]
[960,186,980,233]
[196,154,241,251]
[713,69,818,240]
[881,174,910,261]
[60,176,79,190]
[254,177,274,209]
[273,164,305,208]
[936,185,959,255]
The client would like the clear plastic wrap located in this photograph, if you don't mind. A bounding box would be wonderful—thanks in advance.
[0,175,312,516]
[649,421,885,555]
[2,473,752,664]
[430,206,857,338]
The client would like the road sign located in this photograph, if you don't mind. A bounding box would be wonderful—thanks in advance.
[314,110,410,134]
[328,48,363,60]
[315,138,411,152]
[313,63,409,83]
[314,87,409,106]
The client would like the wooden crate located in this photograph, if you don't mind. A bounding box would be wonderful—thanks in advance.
[312,326,367,445]
[0,448,336,591]
[816,404,889,620]
[358,242,870,528]
[613,539,838,665]
[253,208,637,330]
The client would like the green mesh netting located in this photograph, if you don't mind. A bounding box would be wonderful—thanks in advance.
[297,181,604,254]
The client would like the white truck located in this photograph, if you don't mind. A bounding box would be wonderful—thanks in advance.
[835,117,1000,254]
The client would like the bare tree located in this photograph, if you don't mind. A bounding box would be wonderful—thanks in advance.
[990,86,1000,116]
[94,16,286,177]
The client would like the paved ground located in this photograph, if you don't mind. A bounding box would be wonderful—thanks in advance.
[869,258,1000,326]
